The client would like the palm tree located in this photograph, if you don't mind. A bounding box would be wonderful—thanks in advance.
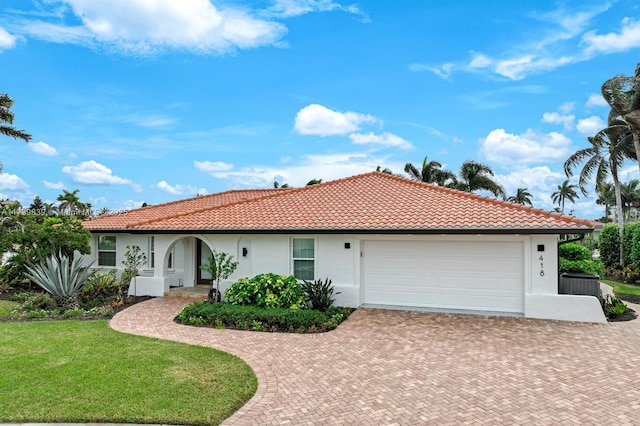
[601,62,640,174]
[404,156,456,186]
[453,160,505,198]
[506,188,533,206]
[564,122,635,265]
[620,179,640,221]
[375,165,394,174]
[596,182,615,219]
[551,180,579,214]
[1,94,31,142]
[306,179,323,186]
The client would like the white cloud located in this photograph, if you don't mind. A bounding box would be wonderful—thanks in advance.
[42,180,66,190]
[576,115,605,136]
[156,180,207,196]
[494,55,573,81]
[348,132,414,150]
[193,160,234,173]
[121,199,146,210]
[125,114,175,128]
[28,141,59,156]
[496,166,565,209]
[196,152,403,188]
[586,93,608,107]
[542,112,575,129]
[480,129,572,166]
[0,173,29,191]
[559,102,575,114]
[0,27,17,50]
[62,160,134,185]
[269,0,366,19]
[582,18,640,55]
[22,0,287,55]
[294,104,377,136]
[469,52,491,69]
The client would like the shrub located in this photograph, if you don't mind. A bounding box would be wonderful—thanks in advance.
[601,294,630,319]
[559,243,591,261]
[224,273,306,309]
[559,258,604,277]
[302,278,340,311]
[176,301,353,333]
[79,270,120,308]
[577,233,598,251]
[598,223,621,269]
[623,222,640,267]
[559,242,604,277]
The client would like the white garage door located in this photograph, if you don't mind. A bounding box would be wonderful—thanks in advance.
[363,240,524,313]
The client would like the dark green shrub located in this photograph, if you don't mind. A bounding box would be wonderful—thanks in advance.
[559,243,591,261]
[598,223,621,269]
[302,278,340,311]
[176,301,353,333]
[623,222,640,267]
[79,270,119,308]
[559,258,604,277]
[224,273,306,309]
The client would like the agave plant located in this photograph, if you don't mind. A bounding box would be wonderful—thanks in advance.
[25,252,94,309]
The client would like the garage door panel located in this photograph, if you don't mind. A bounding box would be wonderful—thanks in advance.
[363,240,524,313]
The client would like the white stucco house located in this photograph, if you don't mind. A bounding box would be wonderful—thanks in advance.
[81,172,605,323]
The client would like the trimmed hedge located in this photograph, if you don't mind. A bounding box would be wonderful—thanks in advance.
[599,223,621,269]
[176,301,353,333]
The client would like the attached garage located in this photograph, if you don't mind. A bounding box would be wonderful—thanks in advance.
[363,239,524,313]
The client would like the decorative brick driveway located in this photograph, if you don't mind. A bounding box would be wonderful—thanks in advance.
[110,298,640,425]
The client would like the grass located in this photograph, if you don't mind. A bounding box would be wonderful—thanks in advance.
[601,279,640,295]
[0,300,18,317]
[0,320,257,425]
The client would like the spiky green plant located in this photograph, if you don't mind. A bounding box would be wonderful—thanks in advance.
[25,252,94,309]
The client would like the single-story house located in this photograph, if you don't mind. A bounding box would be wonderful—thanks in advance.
[81,171,605,323]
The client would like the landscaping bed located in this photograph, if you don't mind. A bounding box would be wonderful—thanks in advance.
[176,301,353,333]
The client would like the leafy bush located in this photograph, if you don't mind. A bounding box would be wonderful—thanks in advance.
[224,273,306,309]
[559,258,604,277]
[577,233,598,251]
[302,278,340,311]
[601,294,630,319]
[79,270,120,308]
[558,242,603,277]
[559,243,591,261]
[598,223,621,269]
[623,222,640,267]
[176,301,353,333]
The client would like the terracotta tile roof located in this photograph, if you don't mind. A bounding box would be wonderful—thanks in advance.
[83,172,598,234]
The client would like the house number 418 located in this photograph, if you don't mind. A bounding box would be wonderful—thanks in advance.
[539,255,545,276]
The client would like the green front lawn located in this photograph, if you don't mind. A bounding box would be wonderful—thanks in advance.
[0,320,257,425]
[602,279,640,296]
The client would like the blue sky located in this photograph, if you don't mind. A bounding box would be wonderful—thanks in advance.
[1,0,639,219]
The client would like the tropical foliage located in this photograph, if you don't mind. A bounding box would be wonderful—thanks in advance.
[404,156,455,186]
[453,160,505,197]
[224,273,306,309]
[0,93,31,142]
[198,248,238,302]
[506,188,533,206]
[24,252,94,309]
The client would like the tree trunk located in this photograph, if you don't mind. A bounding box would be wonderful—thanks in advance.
[612,164,626,266]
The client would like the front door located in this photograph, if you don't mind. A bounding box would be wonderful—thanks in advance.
[196,239,214,285]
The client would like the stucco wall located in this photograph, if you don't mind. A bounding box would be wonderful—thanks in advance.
[84,232,604,322]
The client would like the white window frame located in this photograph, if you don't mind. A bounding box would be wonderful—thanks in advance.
[292,237,315,280]
[148,236,155,268]
[167,247,175,272]
[97,235,117,267]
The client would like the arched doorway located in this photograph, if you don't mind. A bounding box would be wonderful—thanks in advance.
[196,238,215,285]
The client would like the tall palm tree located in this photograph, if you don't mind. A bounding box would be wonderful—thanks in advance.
[551,180,579,214]
[453,160,505,198]
[564,122,634,265]
[404,156,456,186]
[596,182,615,219]
[0,94,32,142]
[506,188,533,206]
[620,179,640,221]
[601,62,640,174]
[56,189,81,215]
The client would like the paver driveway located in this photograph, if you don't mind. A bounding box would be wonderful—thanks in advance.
[110,298,640,425]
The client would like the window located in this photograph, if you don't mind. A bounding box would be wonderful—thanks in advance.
[148,236,155,268]
[98,235,116,267]
[292,238,314,280]
[167,250,174,271]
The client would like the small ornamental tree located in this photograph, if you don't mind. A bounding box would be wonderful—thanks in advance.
[122,245,147,295]
[199,248,238,303]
